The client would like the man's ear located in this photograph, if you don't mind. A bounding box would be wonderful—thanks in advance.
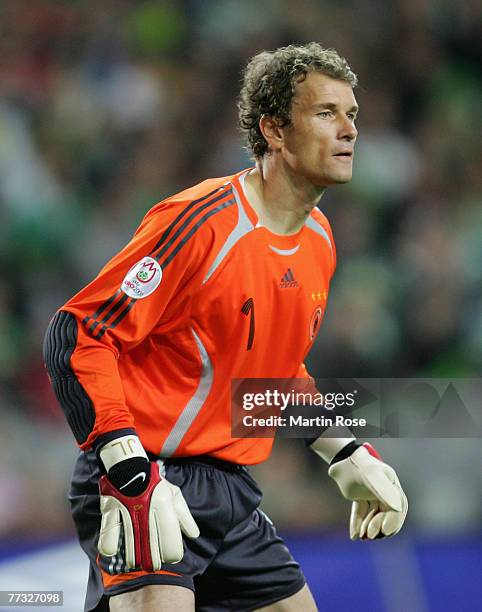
[259,115,285,153]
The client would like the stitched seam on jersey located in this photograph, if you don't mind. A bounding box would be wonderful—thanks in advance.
[224,470,236,532]
[152,189,234,263]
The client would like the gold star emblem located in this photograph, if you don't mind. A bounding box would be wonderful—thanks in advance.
[311,290,327,301]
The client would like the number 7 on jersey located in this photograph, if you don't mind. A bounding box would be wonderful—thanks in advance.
[241,298,255,351]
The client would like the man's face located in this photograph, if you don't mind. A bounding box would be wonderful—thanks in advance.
[280,71,358,187]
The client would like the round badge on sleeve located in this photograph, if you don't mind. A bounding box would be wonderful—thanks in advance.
[309,306,323,340]
[121,256,162,299]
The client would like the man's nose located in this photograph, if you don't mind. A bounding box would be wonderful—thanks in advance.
[339,117,357,141]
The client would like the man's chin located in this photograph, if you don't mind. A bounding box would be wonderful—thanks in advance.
[327,170,353,185]
[314,173,352,187]
[334,175,352,184]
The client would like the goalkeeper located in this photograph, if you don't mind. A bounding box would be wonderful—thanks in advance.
[44,42,407,612]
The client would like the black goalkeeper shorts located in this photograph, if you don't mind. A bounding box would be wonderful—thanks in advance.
[69,451,306,612]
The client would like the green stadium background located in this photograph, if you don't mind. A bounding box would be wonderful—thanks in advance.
[0,2,480,610]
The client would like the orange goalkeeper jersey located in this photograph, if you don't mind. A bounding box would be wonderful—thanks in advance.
[55,168,336,464]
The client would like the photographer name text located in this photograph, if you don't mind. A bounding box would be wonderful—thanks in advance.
[242,415,366,428]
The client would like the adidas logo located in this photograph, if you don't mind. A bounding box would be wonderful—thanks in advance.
[279,268,299,289]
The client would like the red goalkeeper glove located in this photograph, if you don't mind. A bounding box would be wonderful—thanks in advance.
[97,435,199,571]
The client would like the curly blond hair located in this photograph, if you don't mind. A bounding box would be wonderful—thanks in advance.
[238,42,357,158]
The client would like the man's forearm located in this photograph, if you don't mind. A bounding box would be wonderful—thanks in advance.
[43,310,135,450]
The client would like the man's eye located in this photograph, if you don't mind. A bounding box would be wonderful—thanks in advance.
[317,111,332,118]
[347,114,357,121]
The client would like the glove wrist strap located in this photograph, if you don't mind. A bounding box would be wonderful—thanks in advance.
[310,432,357,463]
[99,434,148,472]
[329,440,361,465]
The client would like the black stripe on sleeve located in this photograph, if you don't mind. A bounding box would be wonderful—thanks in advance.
[148,185,224,256]
[160,199,235,269]
[94,298,136,340]
[84,289,122,328]
[82,191,234,339]
[89,293,130,333]
[153,189,234,263]
[81,190,228,334]
[43,311,97,445]
[91,199,235,337]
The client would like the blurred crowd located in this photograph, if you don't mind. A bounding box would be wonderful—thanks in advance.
[0,0,481,538]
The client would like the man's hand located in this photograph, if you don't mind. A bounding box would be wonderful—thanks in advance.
[97,435,199,571]
[328,443,408,540]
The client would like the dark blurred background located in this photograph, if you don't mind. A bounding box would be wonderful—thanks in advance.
[0,1,481,607]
